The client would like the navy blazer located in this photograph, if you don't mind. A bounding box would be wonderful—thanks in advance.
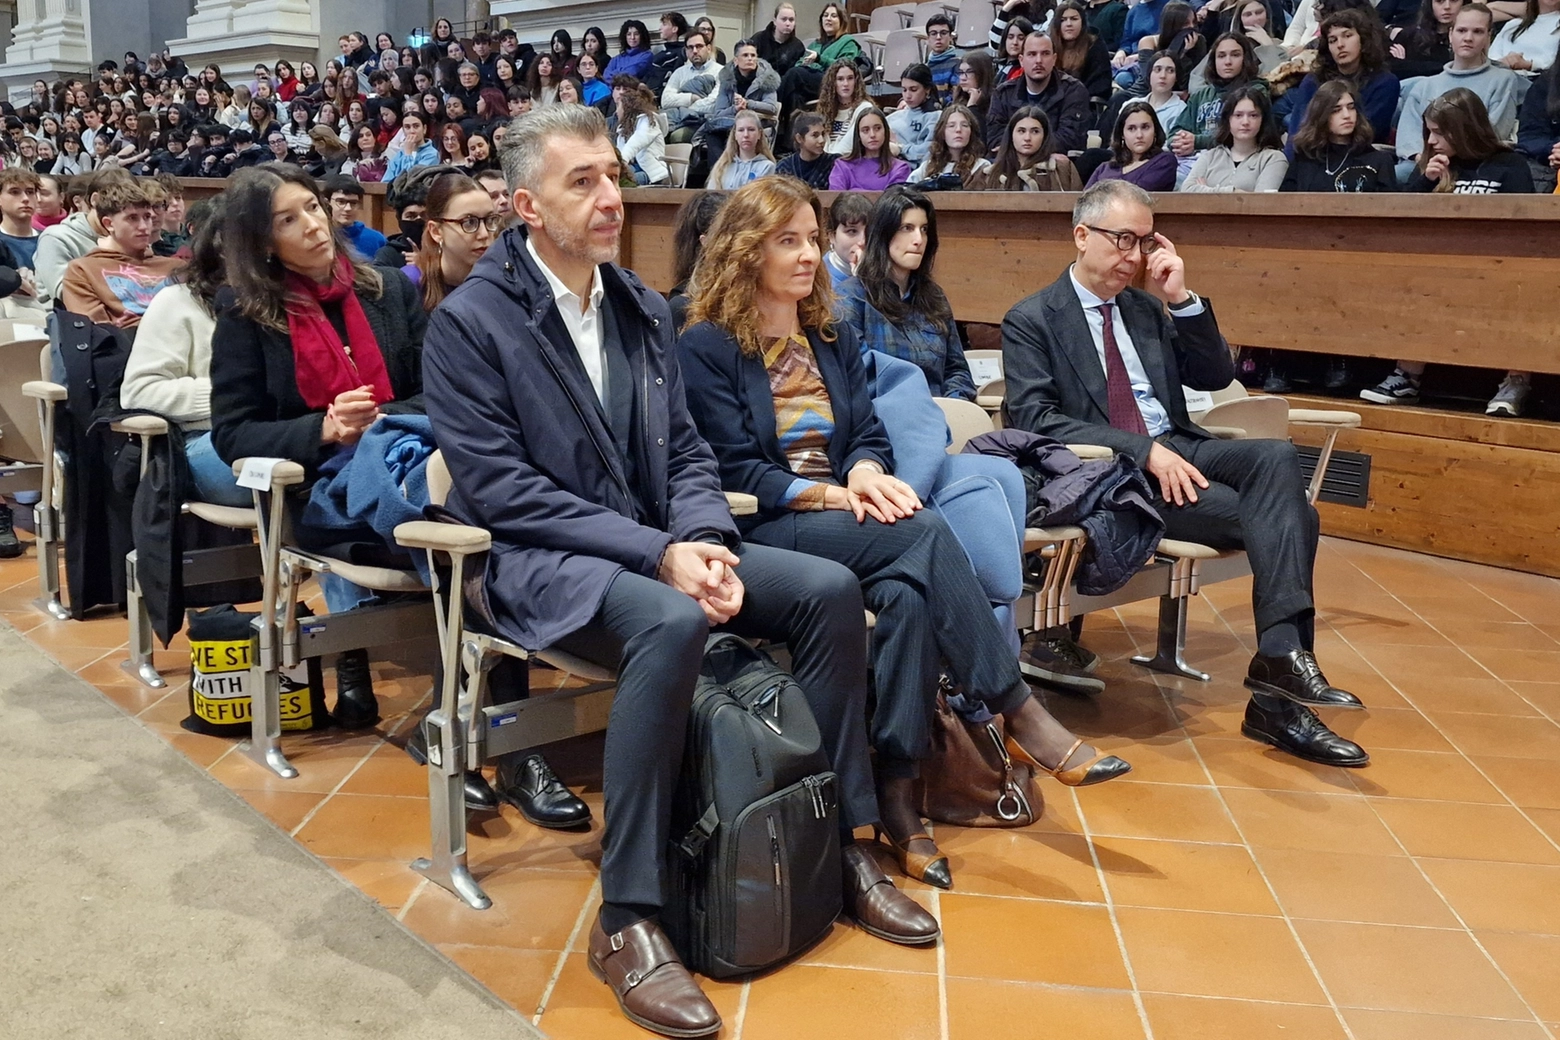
[1001,271,1236,468]
[421,228,738,651]
[678,320,894,531]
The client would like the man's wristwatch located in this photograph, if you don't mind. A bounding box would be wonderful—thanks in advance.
[1168,291,1201,313]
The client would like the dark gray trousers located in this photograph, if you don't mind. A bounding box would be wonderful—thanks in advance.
[1158,433,1320,640]
[746,509,1030,779]
[548,542,876,910]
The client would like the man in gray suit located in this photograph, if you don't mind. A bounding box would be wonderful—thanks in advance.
[1001,180,1369,769]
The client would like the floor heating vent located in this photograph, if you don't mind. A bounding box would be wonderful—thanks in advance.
[1297,446,1371,507]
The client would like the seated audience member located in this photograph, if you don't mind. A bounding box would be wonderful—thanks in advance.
[661,28,724,138]
[528,55,563,105]
[1395,5,1523,170]
[62,178,179,328]
[121,200,249,507]
[1391,0,1465,78]
[265,130,296,165]
[152,175,189,257]
[37,168,130,307]
[474,168,514,220]
[385,110,438,180]
[1517,55,1560,188]
[824,190,871,287]
[991,10,1035,83]
[777,3,863,136]
[1489,0,1560,72]
[756,3,807,78]
[422,106,942,1039]
[703,39,782,170]
[971,106,1083,189]
[614,78,671,185]
[709,110,778,188]
[1087,0,1131,52]
[1141,50,1190,129]
[1365,89,1534,416]
[211,165,427,731]
[52,132,91,176]
[1283,80,1400,189]
[437,122,469,167]
[1087,100,1178,188]
[605,19,655,81]
[668,190,730,328]
[574,54,611,109]
[556,74,587,106]
[1227,0,1291,75]
[1182,86,1290,190]
[323,174,388,259]
[1172,34,1266,167]
[344,123,388,182]
[818,60,872,155]
[887,64,943,165]
[681,175,1131,893]
[33,174,67,231]
[1003,179,1371,770]
[954,51,996,130]
[986,32,1094,153]
[1285,10,1402,145]
[1053,1,1114,97]
[909,104,994,184]
[416,172,499,313]
[649,13,690,91]
[309,125,350,177]
[776,112,840,187]
[1119,2,1206,93]
[922,14,963,103]
[829,108,913,189]
[837,185,976,401]
[0,168,42,273]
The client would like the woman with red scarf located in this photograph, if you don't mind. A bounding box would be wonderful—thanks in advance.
[209,165,427,730]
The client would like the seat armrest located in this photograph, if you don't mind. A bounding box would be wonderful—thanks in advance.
[725,491,758,516]
[22,380,66,403]
[394,520,491,554]
[230,457,306,488]
[1287,409,1362,427]
[112,415,170,436]
[1066,443,1114,460]
[1202,425,1246,440]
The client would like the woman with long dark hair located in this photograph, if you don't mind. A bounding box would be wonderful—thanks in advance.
[1284,9,1400,142]
[971,105,1083,189]
[679,177,1130,891]
[344,122,387,182]
[416,172,499,313]
[1389,0,1465,77]
[1087,99,1178,187]
[1490,0,1560,72]
[1051,0,1114,96]
[992,13,1035,81]
[1181,84,1288,189]
[837,185,974,400]
[1283,79,1398,189]
[604,19,654,80]
[828,108,911,189]
[209,165,428,727]
[526,54,561,105]
[668,190,730,328]
[550,29,577,76]
[953,50,996,128]
[1169,32,1263,160]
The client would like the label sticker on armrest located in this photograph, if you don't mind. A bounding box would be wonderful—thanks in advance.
[236,457,285,492]
[968,357,1003,386]
[1182,388,1215,413]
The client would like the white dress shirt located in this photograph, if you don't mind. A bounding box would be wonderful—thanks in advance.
[1067,265,1204,438]
[527,235,607,405]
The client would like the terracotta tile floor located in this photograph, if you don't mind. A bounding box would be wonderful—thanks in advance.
[7,534,1560,1040]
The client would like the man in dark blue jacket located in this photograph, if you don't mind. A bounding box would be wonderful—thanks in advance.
[421,105,938,1040]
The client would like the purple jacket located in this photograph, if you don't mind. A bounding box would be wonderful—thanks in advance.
[1084,150,1178,192]
[827,156,912,191]
[421,228,738,650]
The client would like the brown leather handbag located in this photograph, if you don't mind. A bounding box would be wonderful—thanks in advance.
[916,692,1042,828]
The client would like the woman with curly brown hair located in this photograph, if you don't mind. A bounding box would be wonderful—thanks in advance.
[678,176,1132,894]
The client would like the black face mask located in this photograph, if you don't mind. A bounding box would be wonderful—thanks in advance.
[398,216,426,248]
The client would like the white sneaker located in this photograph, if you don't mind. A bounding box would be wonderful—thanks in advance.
[1360,370,1420,405]
[1486,374,1531,417]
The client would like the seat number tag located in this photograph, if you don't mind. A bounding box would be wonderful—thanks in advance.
[237,457,285,491]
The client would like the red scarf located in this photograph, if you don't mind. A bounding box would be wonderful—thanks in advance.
[285,253,394,410]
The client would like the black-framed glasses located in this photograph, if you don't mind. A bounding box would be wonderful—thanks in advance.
[433,213,503,234]
[1085,225,1161,255]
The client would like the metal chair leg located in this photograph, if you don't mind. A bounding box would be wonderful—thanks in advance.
[31,500,66,620]
[122,549,166,688]
[242,613,297,778]
[1131,595,1211,682]
[412,551,490,910]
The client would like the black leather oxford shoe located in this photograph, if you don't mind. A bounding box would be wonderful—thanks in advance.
[496,752,592,829]
[1242,696,1370,768]
[1245,650,1364,710]
[402,720,500,812]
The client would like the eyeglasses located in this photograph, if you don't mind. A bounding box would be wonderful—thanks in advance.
[433,213,503,234]
[1085,226,1161,255]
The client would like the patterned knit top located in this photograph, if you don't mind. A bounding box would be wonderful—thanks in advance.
[764,333,837,510]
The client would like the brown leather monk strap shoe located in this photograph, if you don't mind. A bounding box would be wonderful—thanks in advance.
[586,914,722,1038]
[841,842,941,946]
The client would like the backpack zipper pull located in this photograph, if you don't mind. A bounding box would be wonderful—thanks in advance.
[767,815,781,885]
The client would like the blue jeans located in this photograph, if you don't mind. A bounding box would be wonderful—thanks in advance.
[184,431,253,508]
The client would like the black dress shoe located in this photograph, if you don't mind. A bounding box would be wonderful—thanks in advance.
[332,648,381,729]
[403,719,500,812]
[495,752,592,829]
[1242,696,1370,768]
[1245,650,1364,710]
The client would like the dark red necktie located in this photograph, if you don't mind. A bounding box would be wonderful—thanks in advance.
[1097,303,1148,436]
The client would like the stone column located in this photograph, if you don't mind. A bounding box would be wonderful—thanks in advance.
[0,0,94,92]
[166,0,320,75]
